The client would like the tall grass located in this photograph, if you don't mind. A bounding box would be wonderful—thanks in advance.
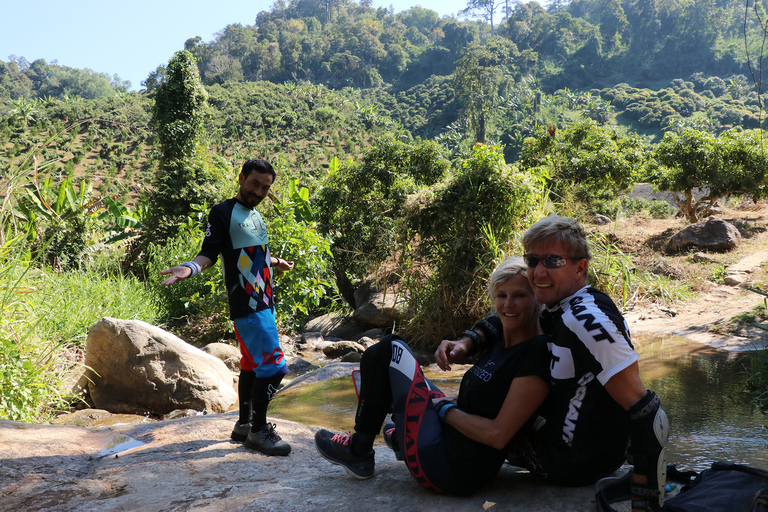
[27,259,160,347]
[1,138,160,423]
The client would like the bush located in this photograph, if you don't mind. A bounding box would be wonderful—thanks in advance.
[263,178,334,331]
[646,199,675,218]
[145,212,227,322]
[704,77,727,96]
[405,144,547,345]
[316,136,450,308]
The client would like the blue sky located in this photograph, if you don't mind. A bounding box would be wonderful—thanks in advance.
[1,0,474,92]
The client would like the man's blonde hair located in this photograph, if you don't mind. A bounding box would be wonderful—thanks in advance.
[522,215,592,261]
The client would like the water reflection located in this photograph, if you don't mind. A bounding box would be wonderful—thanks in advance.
[97,434,146,458]
[637,332,768,472]
[272,332,768,472]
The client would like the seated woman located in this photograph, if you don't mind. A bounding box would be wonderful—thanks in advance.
[314,256,551,495]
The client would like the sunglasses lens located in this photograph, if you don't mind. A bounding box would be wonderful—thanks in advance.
[525,254,568,268]
[542,255,567,268]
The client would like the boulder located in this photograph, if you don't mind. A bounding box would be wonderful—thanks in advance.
[353,281,410,328]
[278,362,360,393]
[302,312,364,339]
[665,219,741,254]
[594,214,612,225]
[298,331,325,349]
[692,252,716,262]
[356,336,377,349]
[341,351,363,363]
[650,259,684,280]
[284,356,320,377]
[0,415,609,512]
[201,342,240,372]
[83,317,237,415]
[201,342,239,360]
[353,328,386,343]
[322,340,366,359]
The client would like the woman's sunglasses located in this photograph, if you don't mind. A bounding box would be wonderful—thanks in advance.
[524,254,581,269]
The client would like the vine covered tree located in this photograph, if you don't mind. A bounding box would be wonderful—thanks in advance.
[144,50,227,245]
[316,135,450,308]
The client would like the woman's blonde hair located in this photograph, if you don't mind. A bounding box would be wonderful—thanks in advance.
[487,256,528,300]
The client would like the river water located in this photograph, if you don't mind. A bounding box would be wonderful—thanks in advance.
[271,332,768,473]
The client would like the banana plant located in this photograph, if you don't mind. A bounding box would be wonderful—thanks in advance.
[14,172,142,248]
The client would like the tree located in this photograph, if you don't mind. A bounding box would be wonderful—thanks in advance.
[144,50,227,245]
[9,97,39,126]
[141,65,167,94]
[520,119,644,202]
[651,129,768,222]
[461,0,506,35]
[316,135,450,308]
[407,143,547,343]
[453,38,522,143]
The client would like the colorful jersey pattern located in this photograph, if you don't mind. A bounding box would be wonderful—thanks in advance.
[198,198,274,320]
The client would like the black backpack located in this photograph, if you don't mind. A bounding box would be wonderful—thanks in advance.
[662,462,768,512]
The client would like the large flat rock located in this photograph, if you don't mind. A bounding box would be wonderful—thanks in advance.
[0,415,623,511]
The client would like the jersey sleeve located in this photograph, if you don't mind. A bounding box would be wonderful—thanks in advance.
[197,203,226,264]
[562,291,638,385]
[471,314,502,353]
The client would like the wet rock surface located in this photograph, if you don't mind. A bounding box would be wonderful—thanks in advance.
[0,415,612,512]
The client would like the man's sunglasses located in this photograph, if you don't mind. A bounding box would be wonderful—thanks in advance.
[524,254,581,269]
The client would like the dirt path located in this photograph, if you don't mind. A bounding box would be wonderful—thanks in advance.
[599,201,768,352]
[626,283,768,350]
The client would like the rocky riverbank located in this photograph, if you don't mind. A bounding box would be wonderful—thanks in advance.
[0,413,612,512]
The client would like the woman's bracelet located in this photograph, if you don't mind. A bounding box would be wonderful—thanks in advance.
[436,399,457,423]
[181,261,201,278]
[461,329,481,348]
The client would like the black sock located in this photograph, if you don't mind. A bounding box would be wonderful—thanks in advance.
[238,370,256,425]
[251,371,286,432]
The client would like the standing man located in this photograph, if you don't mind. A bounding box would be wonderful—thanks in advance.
[161,159,294,457]
[436,215,668,512]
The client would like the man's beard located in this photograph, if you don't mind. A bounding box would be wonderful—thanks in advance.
[243,194,264,208]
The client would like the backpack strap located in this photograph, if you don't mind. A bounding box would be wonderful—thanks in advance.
[711,461,768,480]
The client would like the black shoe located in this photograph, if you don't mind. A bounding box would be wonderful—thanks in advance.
[595,470,632,512]
[596,469,664,512]
[231,421,250,442]
[315,429,375,480]
[245,423,291,456]
[383,423,404,461]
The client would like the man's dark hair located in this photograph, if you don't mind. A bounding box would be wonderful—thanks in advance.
[241,159,276,180]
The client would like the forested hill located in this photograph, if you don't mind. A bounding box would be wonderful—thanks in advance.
[2,0,764,101]
[167,0,761,93]
[1,0,766,169]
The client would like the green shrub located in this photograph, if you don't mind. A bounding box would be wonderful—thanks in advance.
[406,143,547,344]
[145,211,227,322]
[646,199,674,219]
[264,178,334,331]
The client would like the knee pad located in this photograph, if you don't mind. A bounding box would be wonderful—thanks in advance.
[627,391,669,508]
